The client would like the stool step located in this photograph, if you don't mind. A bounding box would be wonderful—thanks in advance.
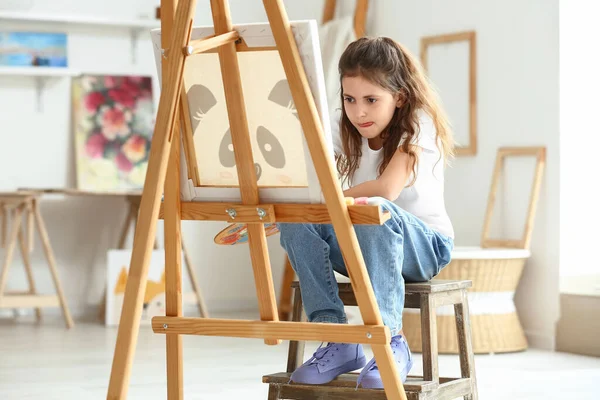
[264,372,435,393]
[263,372,473,399]
[263,372,471,400]
[291,279,472,293]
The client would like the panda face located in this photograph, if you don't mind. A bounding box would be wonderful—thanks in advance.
[184,51,309,187]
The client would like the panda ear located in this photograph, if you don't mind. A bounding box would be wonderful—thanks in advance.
[268,79,297,119]
[186,84,217,131]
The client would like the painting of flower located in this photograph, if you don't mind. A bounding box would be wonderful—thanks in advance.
[72,75,155,191]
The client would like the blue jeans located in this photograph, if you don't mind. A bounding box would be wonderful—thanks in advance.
[278,198,454,336]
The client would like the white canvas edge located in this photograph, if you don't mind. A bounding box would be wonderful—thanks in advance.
[150,20,335,204]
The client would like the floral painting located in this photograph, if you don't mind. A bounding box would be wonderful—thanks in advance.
[72,75,155,192]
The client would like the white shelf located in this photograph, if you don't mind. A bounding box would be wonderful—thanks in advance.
[0,67,80,77]
[0,67,82,112]
[0,11,159,29]
[0,11,161,64]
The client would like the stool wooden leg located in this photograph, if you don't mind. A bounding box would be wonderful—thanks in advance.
[286,286,306,373]
[267,384,280,400]
[455,290,478,400]
[420,293,439,384]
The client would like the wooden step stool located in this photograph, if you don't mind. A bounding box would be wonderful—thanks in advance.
[263,280,478,399]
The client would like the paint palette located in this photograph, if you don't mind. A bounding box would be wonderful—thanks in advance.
[214,222,280,245]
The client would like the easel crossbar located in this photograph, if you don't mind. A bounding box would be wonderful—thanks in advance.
[152,317,390,344]
[158,202,391,224]
[186,31,240,55]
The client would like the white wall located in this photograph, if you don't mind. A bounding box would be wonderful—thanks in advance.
[1,0,561,350]
[354,0,559,349]
[559,1,600,283]
[0,0,332,318]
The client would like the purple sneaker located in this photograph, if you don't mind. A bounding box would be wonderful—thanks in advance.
[356,335,413,389]
[290,342,366,385]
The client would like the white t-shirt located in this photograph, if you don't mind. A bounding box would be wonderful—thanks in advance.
[331,109,454,239]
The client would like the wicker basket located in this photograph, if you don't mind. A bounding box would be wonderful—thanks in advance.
[403,247,529,354]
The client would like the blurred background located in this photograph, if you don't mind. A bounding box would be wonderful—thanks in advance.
[0,1,598,399]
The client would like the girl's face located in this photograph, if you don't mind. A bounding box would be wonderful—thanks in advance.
[342,74,401,140]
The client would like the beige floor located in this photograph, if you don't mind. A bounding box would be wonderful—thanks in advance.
[1,312,599,400]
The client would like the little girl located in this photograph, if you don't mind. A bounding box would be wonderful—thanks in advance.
[278,36,455,389]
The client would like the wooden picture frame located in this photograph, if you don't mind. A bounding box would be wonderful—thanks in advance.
[150,21,333,204]
[322,0,369,37]
[481,147,546,249]
[421,31,477,156]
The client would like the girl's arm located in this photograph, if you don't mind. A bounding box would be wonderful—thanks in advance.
[343,147,417,201]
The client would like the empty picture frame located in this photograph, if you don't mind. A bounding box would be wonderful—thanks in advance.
[150,20,334,204]
[481,147,546,249]
[421,31,477,156]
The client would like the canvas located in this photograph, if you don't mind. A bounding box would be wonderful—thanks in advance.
[106,249,194,326]
[150,20,334,204]
[0,31,67,67]
[72,75,155,192]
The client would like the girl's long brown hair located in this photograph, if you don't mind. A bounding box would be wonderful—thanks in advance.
[335,36,454,187]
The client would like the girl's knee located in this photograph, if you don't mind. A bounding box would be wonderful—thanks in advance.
[277,223,296,246]
[277,223,316,246]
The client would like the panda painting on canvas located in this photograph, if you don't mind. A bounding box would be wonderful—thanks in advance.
[150,20,333,204]
[183,51,309,188]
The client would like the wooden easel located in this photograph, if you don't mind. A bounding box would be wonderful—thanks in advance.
[106,1,407,399]
[0,191,73,328]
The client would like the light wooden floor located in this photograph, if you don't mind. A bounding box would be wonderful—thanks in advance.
[1,312,599,399]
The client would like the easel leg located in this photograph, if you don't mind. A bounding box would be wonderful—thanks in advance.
[118,201,137,250]
[98,199,138,321]
[278,256,294,321]
[32,200,74,329]
[165,120,183,399]
[162,1,184,395]
[106,0,196,397]
[181,238,209,317]
[129,196,160,250]
[18,227,42,321]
